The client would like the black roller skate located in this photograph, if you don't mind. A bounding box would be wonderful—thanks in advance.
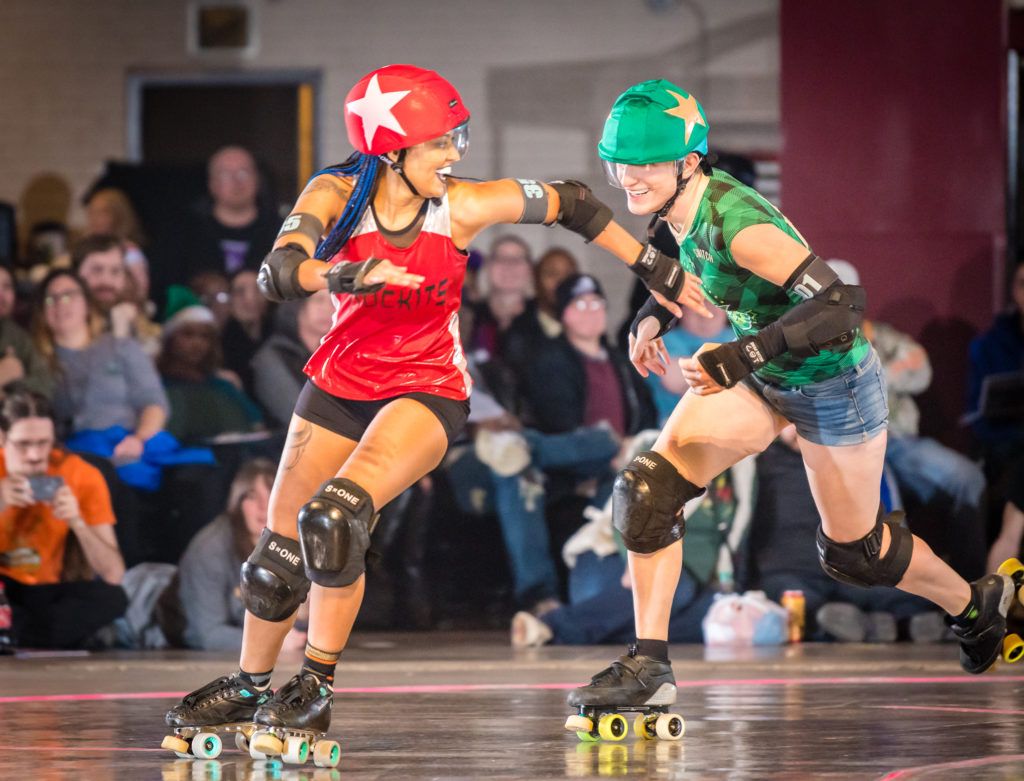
[948,563,1024,674]
[565,645,684,742]
[161,674,272,759]
[247,673,341,768]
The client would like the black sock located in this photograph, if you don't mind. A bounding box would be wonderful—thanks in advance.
[238,668,273,691]
[953,587,980,626]
[302,642,340,688]
[635,638,669,663]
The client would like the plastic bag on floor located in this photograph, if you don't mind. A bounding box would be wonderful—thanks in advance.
[702,590,787,646]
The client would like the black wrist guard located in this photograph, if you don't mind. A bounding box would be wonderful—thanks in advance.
[697,327,786,388]
[549,180,613,242]
[324,257,386,295]
[630,296,677,339]
[631,243,684,300]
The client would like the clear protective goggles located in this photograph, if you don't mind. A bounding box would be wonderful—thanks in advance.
[425,121,470,159]
[602,159,683,189]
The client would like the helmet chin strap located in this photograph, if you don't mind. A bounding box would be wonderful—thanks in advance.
[379,150,443,205]
[655,164,692,220]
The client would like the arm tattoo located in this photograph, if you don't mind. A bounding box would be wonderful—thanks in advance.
[304,177,351,199]
[283,419,313,472]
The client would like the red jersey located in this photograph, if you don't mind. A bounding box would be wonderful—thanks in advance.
[305,193,472,401]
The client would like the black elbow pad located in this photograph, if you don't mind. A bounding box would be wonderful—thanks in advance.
[549,180,613,242]
[257,244,312,302]
[779,284,866,357]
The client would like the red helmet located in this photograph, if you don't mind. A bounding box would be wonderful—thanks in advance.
[344,64,470,156]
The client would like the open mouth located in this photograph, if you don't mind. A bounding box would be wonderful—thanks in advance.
[437,166,452,183]
[626,188,650,198]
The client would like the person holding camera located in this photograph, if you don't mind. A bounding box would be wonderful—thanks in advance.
[0,387,126,648]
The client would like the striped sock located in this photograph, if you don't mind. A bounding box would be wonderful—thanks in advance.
[301,643,340,688]
[238,668,273,691]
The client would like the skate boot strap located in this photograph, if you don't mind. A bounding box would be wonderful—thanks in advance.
[182,675,237,707]
[589,654,656,687]
[276,674,324,705]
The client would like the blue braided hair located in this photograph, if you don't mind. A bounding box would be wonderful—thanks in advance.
[310,152,382,261]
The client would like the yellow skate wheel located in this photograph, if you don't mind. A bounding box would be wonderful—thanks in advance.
[1004,633,1024,663]
[282,735,310,765]
[190,732,222,759]
[250,731,283,756]
[161,735,190,755]
[633,713,656,740]
[998,558,1024,578]
[313,739,341,768]
[655,712,685,741]
[597,713,627,741]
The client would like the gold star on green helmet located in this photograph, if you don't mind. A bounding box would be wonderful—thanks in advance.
[663,90,707,146]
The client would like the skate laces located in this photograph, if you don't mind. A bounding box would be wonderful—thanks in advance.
[275,674,321,706]
[182,675,238,708]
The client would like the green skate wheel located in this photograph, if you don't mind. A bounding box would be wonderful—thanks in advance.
[314,739,341,768]
[597,713,627,741]
[576,730,599,742]
[190,731,223,759]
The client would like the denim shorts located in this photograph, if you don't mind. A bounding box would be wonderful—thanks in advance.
[744,348,889,446]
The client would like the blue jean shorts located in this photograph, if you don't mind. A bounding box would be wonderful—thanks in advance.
[744,348,889,446]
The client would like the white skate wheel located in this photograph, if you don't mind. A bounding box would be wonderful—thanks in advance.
[233,732,249,752]
[655,712,685,741]
[282,735,310,764]
[313,739,341,768]
[190,731,222,759]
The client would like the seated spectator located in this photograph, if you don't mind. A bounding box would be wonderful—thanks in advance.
[503,246,579,374]
[966,261,1024,483]
[0,265,53,397]
[32,269,168,460]
[189,271,232,330]
[157,295,263,444]
[179,146,281,283]
[251,290,334,429]
[177,458,306,651]
[745,425,943,642]
[468,235,533,358]
[83,187,151,305]
[71,235,161,357]
[221,269,272,396]
[644,304,733,426]
[0,387,126,648]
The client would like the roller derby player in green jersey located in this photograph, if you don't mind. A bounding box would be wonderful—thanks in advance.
[564,79,1018,743]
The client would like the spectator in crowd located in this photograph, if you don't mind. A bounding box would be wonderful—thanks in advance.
[503,246,579,374]
[643,303,733,426]
[177,458,306,651]
[83,187,151,305]
[32,269,168,458]
[251,290,334,429]
[518,273,656,438]
[0,265,53,397]
[71,235,161,357]
[744,425,944,642]
[157,297,263,444]
[179,146,281,283]
[0,387,126,648]
[825,261,987,580]
[221,269,272,396]
[189,271,232,331]
[468,235,533,358]
[22,221,70,284]
[967,262,1024,484]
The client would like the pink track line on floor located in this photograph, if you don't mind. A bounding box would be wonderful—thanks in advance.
[2,674,1024,704]
[879,753,1024,780]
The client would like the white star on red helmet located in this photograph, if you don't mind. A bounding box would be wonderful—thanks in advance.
[346,74,411,150]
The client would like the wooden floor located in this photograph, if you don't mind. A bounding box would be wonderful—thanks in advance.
[3,633,1024,780]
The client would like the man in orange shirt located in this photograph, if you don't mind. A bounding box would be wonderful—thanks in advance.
[0,387,126,648]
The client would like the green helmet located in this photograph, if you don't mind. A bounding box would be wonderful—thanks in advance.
[598,79,709,165]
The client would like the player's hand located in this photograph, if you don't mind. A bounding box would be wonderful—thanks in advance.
[679,343,726,396]
[0,475,33,509]
[666,271,712,319]
[628,316,669,378]
[361,259,425,290]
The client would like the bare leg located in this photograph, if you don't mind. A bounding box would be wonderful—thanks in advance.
[632,384,787,639]
[305,398,450,654]
[798,431,972,615]
[239,416,357,673]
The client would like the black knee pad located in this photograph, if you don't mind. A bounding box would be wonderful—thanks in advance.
[240,529,310,622]
[298,478,378,587]
[816,511,914,588]
[613,451,705,554]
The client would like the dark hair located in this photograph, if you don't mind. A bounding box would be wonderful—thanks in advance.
[225,458,277,561]
[31,269,106,371]
[0,384,54,433]
[312,153,382,261]
[70,234,124,273]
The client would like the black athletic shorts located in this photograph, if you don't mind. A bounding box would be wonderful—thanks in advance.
[294,381,470,445]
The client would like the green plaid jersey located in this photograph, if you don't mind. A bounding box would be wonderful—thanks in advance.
[675,169,868,387]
